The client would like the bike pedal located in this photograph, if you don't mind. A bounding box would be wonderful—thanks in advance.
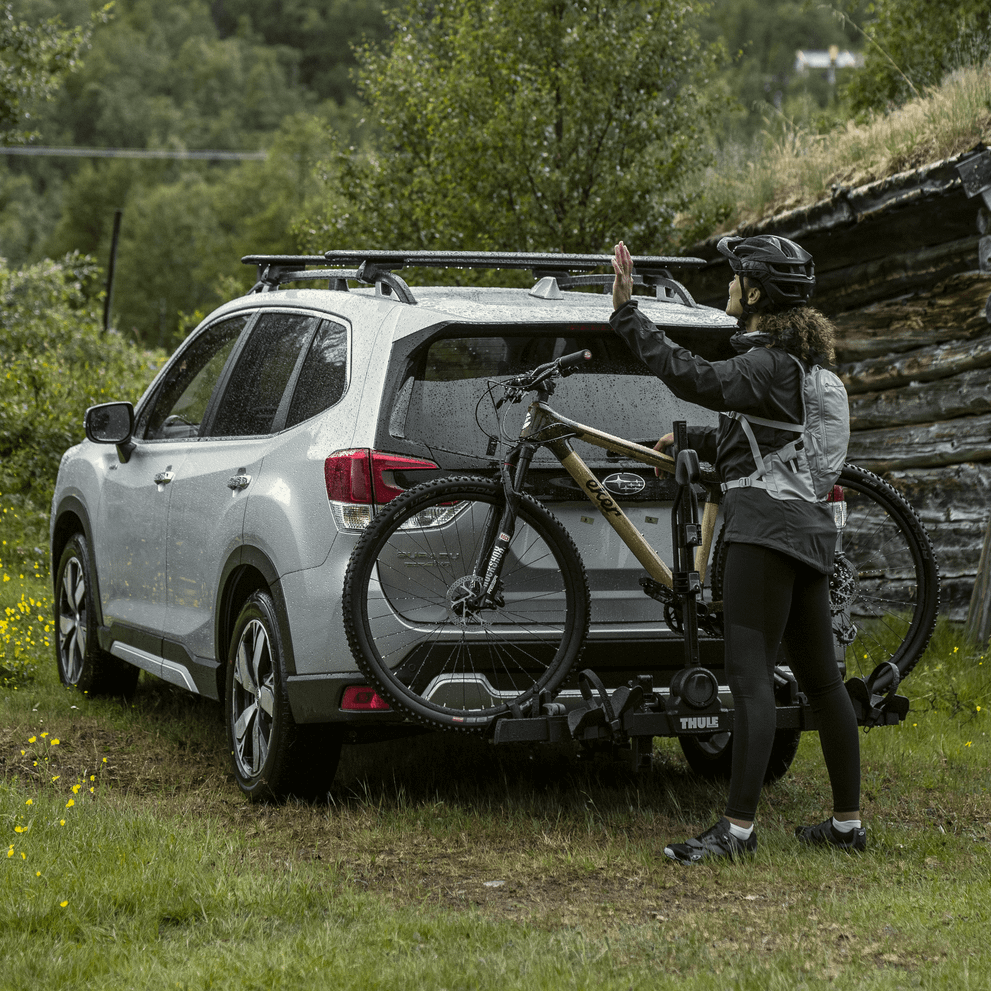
[639,576,675,604]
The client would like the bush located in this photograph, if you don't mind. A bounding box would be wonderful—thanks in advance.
[0,253,165,550]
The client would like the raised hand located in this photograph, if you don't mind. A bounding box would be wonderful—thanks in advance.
[612,241,634,311]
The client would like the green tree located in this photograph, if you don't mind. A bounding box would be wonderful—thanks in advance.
[845,0,991,112]
[211,0,389,106]
[47,0,310,151]
[0,0,96,144]
[0,253,164,539]
[107,175,225,345]
[45,112,340,346]
[304,0,725,256]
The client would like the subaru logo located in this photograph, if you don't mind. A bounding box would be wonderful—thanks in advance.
[602,472,645,496]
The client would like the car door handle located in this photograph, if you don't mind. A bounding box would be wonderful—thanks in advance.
[228,474,252,491]
[154,471,175,485]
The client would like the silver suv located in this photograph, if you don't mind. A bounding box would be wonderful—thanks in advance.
[51,250,735,799]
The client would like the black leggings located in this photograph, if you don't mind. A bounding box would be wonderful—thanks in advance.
[721,543,860,821]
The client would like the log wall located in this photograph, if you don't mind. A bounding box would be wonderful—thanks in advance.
[835,270,991,623]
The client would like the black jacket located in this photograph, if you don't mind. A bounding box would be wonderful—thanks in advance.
[609,299,836,573]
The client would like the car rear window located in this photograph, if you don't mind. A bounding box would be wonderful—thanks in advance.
[396,326,707,463]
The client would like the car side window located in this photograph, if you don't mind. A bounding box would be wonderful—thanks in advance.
[209,312,323,438]
[284,319,348,428]
[138,314,251,441]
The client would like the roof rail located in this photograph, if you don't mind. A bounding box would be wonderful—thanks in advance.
[242,249,706,306]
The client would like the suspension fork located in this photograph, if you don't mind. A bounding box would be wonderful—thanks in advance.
[469,439,539,601]
[471,387,555,600]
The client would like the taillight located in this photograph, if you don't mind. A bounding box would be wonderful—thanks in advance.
[324,449,438,530]
[340,686,391,711]
[827,484,847,529]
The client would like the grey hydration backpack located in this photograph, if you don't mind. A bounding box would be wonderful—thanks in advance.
[721,354,850,503]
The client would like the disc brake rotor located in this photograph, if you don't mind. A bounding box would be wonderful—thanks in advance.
[447,574,487,626]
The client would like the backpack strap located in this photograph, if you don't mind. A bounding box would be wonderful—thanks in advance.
[721,353,808,494]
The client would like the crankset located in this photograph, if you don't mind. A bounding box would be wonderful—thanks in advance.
[640,576,723,637]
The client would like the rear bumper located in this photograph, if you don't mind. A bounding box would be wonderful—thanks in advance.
[285,627,727,725]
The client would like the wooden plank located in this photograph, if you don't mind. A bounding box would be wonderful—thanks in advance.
[833,272,991,333]
[817,236,982,317]
[869,465,991,623]
[832,270,991,363]
[849,368,991,429]
[841,329,991,395]
[884,464,991,525]
[943,576,984,624]
[847,413,991,470]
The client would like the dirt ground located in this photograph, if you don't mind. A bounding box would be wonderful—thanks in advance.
[2,690,809,935]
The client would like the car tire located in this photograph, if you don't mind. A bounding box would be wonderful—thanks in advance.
[225,590,342,802]
[54,532,139,697]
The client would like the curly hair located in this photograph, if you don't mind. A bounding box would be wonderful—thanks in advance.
[754,306,838,366]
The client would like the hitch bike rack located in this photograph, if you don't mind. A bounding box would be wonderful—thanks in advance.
[490,422,910,763]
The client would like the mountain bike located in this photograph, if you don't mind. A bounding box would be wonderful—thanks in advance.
[342,349,940,739]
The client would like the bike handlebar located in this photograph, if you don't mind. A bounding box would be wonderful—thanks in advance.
[501,349,592,403]
[557,348,593,372]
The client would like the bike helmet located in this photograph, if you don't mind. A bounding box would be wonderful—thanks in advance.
[717,234,815,312]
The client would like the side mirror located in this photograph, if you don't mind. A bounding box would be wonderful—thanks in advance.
[85,402,136,463]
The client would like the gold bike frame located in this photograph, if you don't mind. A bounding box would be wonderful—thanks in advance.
[520,400,722,589]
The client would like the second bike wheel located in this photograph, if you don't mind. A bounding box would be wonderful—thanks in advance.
[679,727,801,784]
[830,463,939,688]
[711,464,939,691]
[343,477,591,732]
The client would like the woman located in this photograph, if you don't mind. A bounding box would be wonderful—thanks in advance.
[610,236,865,864]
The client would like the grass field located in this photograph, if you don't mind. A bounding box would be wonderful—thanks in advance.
[2,506,990,990]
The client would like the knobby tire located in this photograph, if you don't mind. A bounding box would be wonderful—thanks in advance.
[830,463,939,687]
[343,477,591,732]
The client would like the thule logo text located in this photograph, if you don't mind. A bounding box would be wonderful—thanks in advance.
[679,715,721,731]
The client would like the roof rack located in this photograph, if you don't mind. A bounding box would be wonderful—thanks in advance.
[243,255,419,303]
[242,250,705,307]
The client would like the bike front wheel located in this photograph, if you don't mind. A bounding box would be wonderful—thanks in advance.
[343,477,591,732]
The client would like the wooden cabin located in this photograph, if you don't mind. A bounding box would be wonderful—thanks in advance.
[679,146,991,632]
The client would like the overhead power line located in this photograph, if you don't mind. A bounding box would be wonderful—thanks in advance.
[0,146,267,161]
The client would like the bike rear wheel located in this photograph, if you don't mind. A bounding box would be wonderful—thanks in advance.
[830,464,939,687]
[343,477,591,732]
[711,464,939,690]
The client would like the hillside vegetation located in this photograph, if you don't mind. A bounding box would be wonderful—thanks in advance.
[685,64,991,240]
